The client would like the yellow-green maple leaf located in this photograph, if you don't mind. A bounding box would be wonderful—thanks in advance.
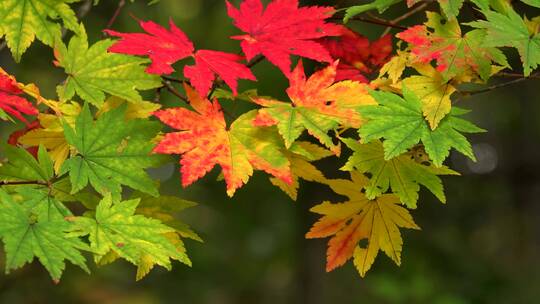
[0,0,82,62]
[306,172,419,277]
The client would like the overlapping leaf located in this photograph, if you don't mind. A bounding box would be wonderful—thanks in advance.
[343,0,400,22]
[0,145,53,183]
[0,190,89,281]
[402,64,457,129]
[468,8,540,76]
[0,68,39,123]
[227,0,341,76]
[397,12,508,81]
[306,172,420,277]
[342,139,458,208]
[54,25,161,106]
[359,86,485,166]
[70,194,188,277]
[320,27,392,82]
[252,61,376,153]
[269,141,333,200]
[154,84,292,196]
[61,103,164,196]
[105,19,255,96]
[0,0,82,61]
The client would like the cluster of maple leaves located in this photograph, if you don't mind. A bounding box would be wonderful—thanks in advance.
[0,0,538,282]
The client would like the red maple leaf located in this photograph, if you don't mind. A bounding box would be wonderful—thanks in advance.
[320,27,393,82]
[226,0,342,76]
[105,19,255,96]
[0,69,39,124]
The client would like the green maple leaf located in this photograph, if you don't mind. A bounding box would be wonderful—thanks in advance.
[341,139,458,208]
[0,0,82,62]
[61,103,165,196]
[469,8,540,76]
[439,0,465,19]
[0,189,89,281]
[359,87,485,166]
[344,0,400,22]
[71,194,188,274]
[54,25,161,106]
[0,145,53,183]
[134,191,201,242]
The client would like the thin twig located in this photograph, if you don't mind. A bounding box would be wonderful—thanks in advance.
[162,81,188,102]
[381,2,429,36]
[162,75,185,84]
[459,73,540,97]
[495,72,540,79]
[247,55,265,68]
[0,181,49,186]
[106,0,126,30]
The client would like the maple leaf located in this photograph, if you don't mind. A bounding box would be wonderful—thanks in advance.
[402,64,457,129]
[468,8,540,76]
[0,0,81,62]
[407,0,464,19]
[269,141,333,200]
[252,61,376,153]
[306,172,420,276]
[397,12,508,81]
[54,25,161,106]
[0,145,53,183]
[154,84,292,196]
[70,194,187,275]
[0,69,39,123]
[105,19,255,96]
[359,86,485,166]
[341,138,458,209]
[226,0,341,76]
[17,101,81,173]
[344,0,400,22]
[61,103,166,196]
[0,189,89,281]
[320,27,393,82]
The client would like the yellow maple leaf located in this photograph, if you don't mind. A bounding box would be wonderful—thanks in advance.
[402,64,457,129]
[306,172,420,277]
[269,141,333,200]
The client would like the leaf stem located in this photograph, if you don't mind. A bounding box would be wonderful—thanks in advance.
[0,181,49,187]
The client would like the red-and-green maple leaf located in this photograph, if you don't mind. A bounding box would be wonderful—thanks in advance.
[226,0,342,76]
[0,69,38,123]
[252,60,376,153]
[320,27,393,82]
[396,12,508,80]
[105,19,255,96]
[154,84,292,196]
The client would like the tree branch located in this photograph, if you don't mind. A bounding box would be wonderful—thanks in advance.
[162,81,188,102]
[459,73,540,97]
[106,0,126,30]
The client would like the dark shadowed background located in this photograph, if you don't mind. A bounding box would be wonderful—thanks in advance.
[0,1,539,303]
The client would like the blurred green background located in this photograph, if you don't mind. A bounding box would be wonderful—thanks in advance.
[1,0,540,303]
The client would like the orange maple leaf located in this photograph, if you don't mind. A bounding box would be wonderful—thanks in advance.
[154,84,292,196]
[252,60,376,153]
